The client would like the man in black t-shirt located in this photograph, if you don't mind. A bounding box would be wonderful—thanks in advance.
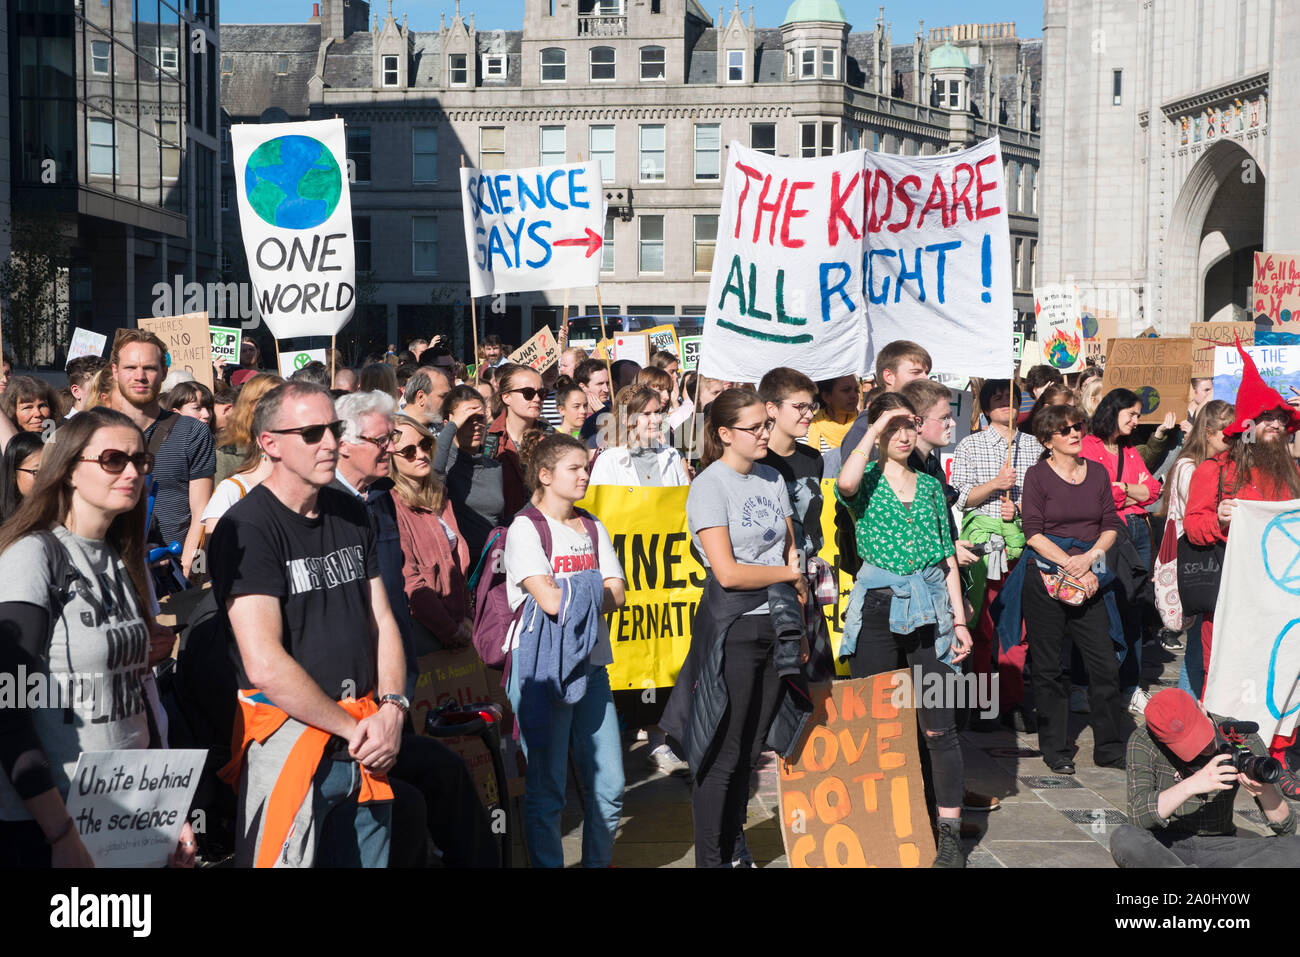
[211,381,407,867]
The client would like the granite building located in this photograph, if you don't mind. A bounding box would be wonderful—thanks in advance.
[220,0,1042,348]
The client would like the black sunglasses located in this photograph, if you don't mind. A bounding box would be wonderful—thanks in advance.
[268,420,345,444]
[504,387,547,402]
[1054,422,1084,437]
[393,436,435,460]
[80,449,154,474]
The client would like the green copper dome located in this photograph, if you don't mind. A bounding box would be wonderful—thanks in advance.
[929,41,971,69]
[781,0,848,26]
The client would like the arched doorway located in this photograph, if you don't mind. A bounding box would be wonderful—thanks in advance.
[1164,139,1265,325]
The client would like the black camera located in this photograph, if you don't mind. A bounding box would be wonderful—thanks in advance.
[1216,721,1282,784]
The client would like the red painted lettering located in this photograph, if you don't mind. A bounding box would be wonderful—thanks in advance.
[752,175,788,246]
[827,170,862,245]
[732,161,763,239]
[781,181,813,248]
[949,162,975,224]
[887,175,921,233]
[974,154,1002,219]
[917,172,948,229]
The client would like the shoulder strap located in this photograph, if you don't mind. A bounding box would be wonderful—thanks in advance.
[520,504,554,558]
[230,476,248,498]
[147,410,180,459]
[34,530,83,620]
[575,507,600,554]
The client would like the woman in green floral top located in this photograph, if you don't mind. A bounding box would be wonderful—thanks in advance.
[835,391,971,867]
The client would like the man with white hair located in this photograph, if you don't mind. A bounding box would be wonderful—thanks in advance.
[402,367,452,429]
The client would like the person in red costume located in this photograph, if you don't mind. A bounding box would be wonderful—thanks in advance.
[1183,340,1300,792]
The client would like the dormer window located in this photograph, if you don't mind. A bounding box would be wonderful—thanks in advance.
[726,49,744,82]
[382,55,399,87]
[483,54,506,78]
[449,53,468,86]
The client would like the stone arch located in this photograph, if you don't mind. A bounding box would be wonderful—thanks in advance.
[1165,139,1264,325]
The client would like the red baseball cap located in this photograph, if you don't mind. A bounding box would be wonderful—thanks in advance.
[230,369,259,387]
[1144,689,1215,761]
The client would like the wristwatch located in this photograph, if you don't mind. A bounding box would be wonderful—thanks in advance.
[380,693,410,715]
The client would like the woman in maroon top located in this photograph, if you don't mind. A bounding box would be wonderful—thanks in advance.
[390,414,472,652]
[1020,404,1123,775]
[486,364,547,523]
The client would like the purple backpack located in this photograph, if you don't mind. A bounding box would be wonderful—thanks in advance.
[470,504,600,672]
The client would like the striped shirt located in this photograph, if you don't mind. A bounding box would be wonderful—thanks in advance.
[540,393,563,430]
[145,411,216,547]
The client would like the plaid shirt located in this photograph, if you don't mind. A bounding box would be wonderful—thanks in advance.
[950,427,1043,519]
[1126,716,1296,837]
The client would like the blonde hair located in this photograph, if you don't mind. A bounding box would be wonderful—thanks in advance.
[218,373,285,453]
[389,414,446,512]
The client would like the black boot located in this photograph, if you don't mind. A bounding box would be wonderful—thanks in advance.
[932,818,966,868]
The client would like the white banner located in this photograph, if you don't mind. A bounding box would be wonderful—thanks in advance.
[278,346,328,376]
[1033,283,1084,372]
[1203,499,1300,741]
[231,118,355,340]
[67,328,108,362]
[863,137,1013,378]
[700,144,868,382]
[460,162,606,297]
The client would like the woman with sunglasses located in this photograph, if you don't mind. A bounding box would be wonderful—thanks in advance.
[389,414,472,653]
[434,385,505,564]
[0,431,43,522]
[1019,403,1124,775]
[487,364,550,524]
[836,391,970,867]
[0,407,196,867]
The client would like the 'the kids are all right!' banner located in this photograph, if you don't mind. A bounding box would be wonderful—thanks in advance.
[230,118,356,341]
[460,161,607,297]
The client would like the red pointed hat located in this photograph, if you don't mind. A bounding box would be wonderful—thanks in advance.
[1223,337,1300,436]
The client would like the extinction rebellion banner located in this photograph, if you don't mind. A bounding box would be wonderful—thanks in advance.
[230,118,355,340]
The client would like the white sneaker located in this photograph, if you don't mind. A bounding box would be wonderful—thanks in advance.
[647,743,690,776]
[1069,687,1091,714]
[1127,687,1150,716]
[635,728,649,742]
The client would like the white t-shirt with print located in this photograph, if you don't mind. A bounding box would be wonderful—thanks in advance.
[503,511,625,666]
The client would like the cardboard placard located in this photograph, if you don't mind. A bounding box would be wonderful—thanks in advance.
[67,327,108,362]
[209,325,243,365]
[277,347,327,377]
[612,332,649,367]
[679,335,702,371]
[507,326,560,372]
[1033,284,1084,372]
[590,338,614,362]
[138,312,214,390]
[63,749,206,867]
[1252,252,1300,327]
[412,647,499,808]
[1190,321,1255,376]
[1082,312,1118,365]
[643,324,680,359]
[1102,337,1196,423]
[778,674,935,867]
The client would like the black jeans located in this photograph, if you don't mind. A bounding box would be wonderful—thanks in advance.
[0,819,50,867]
[845,588,964,810]
[389,732,500,867]
[693,615,780,868]
[1110,824,1300,867]
[1022,569,1126,766]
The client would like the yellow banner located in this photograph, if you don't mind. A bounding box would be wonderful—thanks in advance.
[580,478,855,689]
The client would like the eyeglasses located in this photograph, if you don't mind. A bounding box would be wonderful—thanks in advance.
[393,436,435,460]
[785,401,819,417]
[355,430,401,451]
[268,420,345,444]
[504,387,547,402]
[1054,422,1084,437]
[15,467,39,476]
[80,449,154,474]
[925,414,956,424]
[731,418,775,437]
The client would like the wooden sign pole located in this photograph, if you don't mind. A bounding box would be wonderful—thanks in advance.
[594,284,613,383]
[560,287,570,350]
[330,335,336,385]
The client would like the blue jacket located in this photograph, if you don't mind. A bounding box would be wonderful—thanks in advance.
[839,562,960,673]
[992,534,1124,656]
[513,570,606,748]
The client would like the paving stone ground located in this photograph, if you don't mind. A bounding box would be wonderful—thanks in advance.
[529,634,1283,868]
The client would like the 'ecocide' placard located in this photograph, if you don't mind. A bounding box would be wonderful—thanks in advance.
[210,325,243,365]
[1102,337,1196,424]
[679,335,702,371]
[64,749,206,867]
[779,674,934,867]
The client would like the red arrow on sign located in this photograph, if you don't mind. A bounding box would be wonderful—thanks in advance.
[553,227,604,259]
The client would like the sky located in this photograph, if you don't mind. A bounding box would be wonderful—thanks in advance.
[219,0,1043,36]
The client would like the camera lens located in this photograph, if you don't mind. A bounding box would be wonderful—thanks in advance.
[1230,750,1282,783]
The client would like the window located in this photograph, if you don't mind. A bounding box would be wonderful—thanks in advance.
[88,117,117,176]
[160,120,180,180]
[412,216,438,274]
[694,124,720,181]
[276,56,288,75]
[590,46,615,81]
[91,40,110,75]
[220,54,232,74]
[540,126,565,167]
[800,48,815,78]
[694,215,717,274]
[845,128,860,150]
[347,128,371,183]
[751,123,776,155]
[413,127,438,183]
[640,46,665,81]
[541,48,566,82]
[482,54,506,78]
[786,49,794,79]
[727,49,744,82]
[1013,238,1023,290]
[590,126,615,182]
[479,127,505,170]
[160,47,179,72]
[799,122,837,158]
[221,183,230,211]
[820,47,836,79]
[355,217,372,272]
[639,215,664,273]
[1030,167,1038,214]
[1029,241,1037,288]
[1112,69,1122,106]
[1005,162,1018,212]
[602,217,614,273]
[639,125,665,182]
[382,54,399,87]
[935,78,962,109]
[449,53,467,85]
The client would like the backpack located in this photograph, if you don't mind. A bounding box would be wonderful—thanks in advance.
[468,504,600,671]
[833,499,861,579]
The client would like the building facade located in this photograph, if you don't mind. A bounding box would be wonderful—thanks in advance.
[221,0,1042,350]
[7,0,222,351]
[1038,0,1300,335]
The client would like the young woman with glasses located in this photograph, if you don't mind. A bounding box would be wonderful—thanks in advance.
[835,391,970,867]
[487,364,549,523]
[0,407,196,867]
[0,431,43,522]
[388,414,472,654]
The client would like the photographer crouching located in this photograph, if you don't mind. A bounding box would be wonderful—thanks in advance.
[1111,688,1300,867]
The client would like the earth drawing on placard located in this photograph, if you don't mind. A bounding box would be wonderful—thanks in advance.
[244,135,342,229]
[1081,313,1099,339]
[1262,510,1300,595]
[1044,329,1081,369]
[1134,386,1161,415]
